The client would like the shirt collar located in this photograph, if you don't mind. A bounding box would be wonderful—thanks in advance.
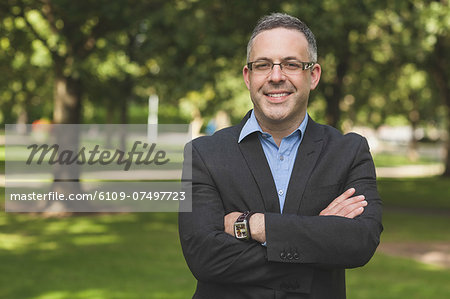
[238,110,308,143]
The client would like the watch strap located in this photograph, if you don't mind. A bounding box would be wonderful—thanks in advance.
[235,211,255,239]
[236,211,250,222]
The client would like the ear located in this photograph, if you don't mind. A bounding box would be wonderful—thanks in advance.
[243,65,251,90]
[310,63,321,90]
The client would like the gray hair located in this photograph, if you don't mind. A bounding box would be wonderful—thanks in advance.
[246,13,317,63]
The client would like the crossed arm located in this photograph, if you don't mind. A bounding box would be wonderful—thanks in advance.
[179,136,382,287]
[224,188,367,243]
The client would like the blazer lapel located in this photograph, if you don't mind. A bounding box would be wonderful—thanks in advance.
[236,111,280,213]
[282,117,324,214]
[238,133,280,213]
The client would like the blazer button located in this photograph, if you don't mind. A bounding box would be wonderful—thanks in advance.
[293,252,299,260]
[280,252,286,259]
[287,252,293,260]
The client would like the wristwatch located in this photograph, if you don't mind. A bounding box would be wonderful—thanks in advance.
[234,211,255,240]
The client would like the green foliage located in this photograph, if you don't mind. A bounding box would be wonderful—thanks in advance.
[0,1,449,148]
[0,4,53,124]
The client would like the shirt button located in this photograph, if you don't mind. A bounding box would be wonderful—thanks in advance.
[293,253,299,260]
[278,189,284,196]
[287,252,293,260]
[279,155,284,161]
[280,252,286,259]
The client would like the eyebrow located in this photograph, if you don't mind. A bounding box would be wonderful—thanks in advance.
[253,56,301,61]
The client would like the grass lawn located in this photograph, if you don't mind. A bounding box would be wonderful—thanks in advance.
[1,173,450,297]
[0,210,196,299]
[373,153,441,167]
[346,176,450,298]
[347,253,450,298]
[378,177,450,210]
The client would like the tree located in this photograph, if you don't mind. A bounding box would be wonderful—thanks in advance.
[8,0,164,124]
[0,3,53,126]
[423,1,450,176]
[372,0,450,175]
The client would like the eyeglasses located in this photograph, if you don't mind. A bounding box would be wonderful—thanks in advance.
[247,59,316,75]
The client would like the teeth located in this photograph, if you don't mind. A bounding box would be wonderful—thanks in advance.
[268,93,289,98]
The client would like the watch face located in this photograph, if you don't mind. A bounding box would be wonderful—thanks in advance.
[234,221,248,239]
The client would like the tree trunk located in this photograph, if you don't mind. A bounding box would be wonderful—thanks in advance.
[16,98,29,135]
[53,75,82,124]
[444,109,450,177]
[119,77,131,151]
[191,107,204,139]
[325,57,348,128]
[430,36,450,176]
[407,95,419,162]
[51,71,83,204]
[325,88,341,128]
[105,99,116,148]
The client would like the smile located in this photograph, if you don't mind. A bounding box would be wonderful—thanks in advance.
[264,91,293,101]
[267,93,290,98]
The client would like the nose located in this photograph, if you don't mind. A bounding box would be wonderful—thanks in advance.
[268,64,286,83]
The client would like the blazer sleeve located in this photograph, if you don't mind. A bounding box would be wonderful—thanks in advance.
[265,136,383,268]
[178,142,314,292]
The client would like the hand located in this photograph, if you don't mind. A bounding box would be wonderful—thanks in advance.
[319,188,367,219]
[224,212,266,243]
[224,212,241,236]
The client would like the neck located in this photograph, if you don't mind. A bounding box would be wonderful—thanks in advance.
[256,113,306,147]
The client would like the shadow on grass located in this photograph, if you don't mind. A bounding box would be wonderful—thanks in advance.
[378,177,450,210]
[0,212,195,299]
[1,176,449,298]
[347,252,450,299]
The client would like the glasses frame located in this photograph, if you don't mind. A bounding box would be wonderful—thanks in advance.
[247,59,316,75]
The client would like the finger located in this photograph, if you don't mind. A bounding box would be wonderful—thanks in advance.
[321,195,366,216]
[334,195,366,215]
[344,206,365,219]
[323,194,365,215]
[338,200,367,217]
[326,188,356,210]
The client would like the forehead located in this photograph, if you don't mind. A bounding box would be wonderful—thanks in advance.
[250,28,309,61]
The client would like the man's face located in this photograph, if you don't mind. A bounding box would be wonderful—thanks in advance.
[243,28,321,129]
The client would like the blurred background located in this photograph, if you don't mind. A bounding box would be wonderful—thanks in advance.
[1,0,449,298]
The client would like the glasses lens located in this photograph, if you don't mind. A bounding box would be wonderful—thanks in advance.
[250,60,313,74]
[281,61,303,74]
[252,61,272,73]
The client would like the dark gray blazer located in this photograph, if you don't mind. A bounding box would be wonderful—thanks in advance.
[179,112,383,299]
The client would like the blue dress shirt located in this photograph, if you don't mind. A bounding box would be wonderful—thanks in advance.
[238,111,308,213]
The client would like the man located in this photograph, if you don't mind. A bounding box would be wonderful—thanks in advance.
[179,13,382,299]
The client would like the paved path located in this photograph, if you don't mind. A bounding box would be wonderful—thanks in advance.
[376,164,445,178]
[0,164,445,187]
